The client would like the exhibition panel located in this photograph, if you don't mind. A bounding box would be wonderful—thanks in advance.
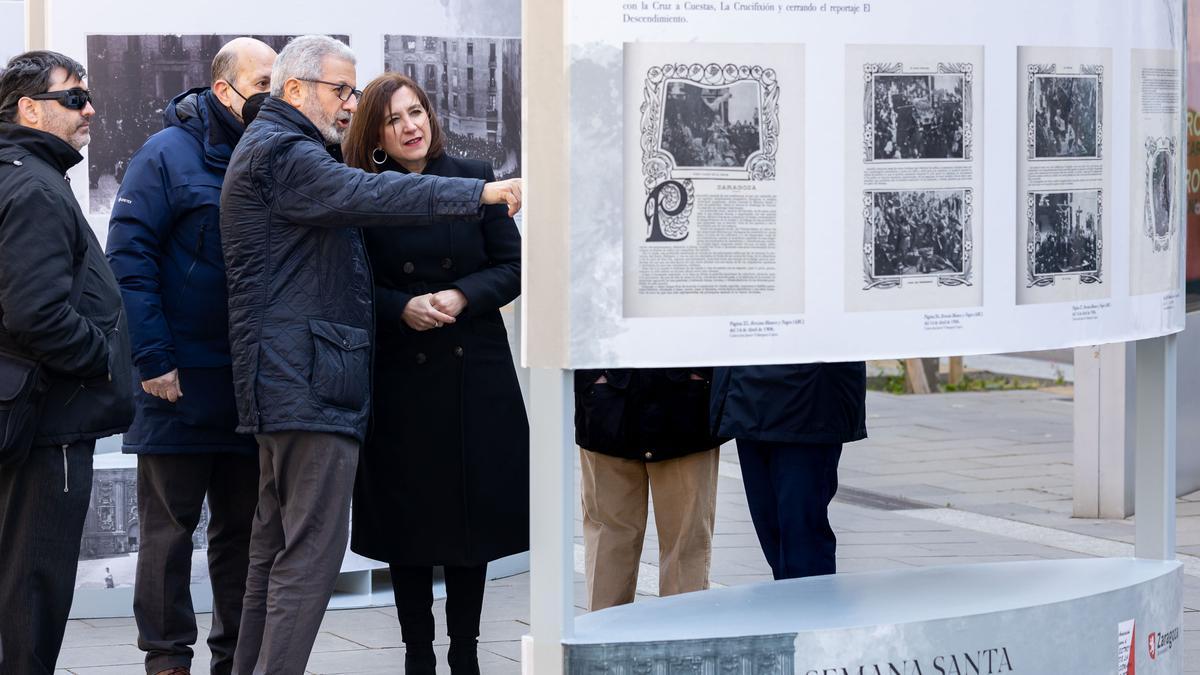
[528,0,1187,369]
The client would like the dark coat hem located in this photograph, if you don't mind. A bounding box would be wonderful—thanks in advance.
[122,442,255,455]
[727,428,868,445]
[246,421,362,443]
[350,539,530,568]
[35,426,128,447]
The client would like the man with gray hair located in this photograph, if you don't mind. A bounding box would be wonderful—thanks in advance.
[106,37,277,675]
[219,35,521,672]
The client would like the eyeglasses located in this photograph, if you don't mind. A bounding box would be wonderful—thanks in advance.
[27,87,93,110]
[298,79,362,102]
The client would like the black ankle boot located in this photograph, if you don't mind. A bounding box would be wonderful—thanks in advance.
[404,643,436,675]
[447,640,480,675]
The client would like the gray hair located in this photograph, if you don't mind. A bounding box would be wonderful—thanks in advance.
[211,47,239,86]
[270,35,355,97]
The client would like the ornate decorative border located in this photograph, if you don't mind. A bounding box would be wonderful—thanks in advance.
[1144,136,1177,252]
[862,62,973,163]
[1025,190,1104,287]
[861,189,974,290]
[640,62,780,187]
[1026,64,1104,161]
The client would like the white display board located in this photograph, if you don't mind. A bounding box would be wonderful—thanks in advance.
[524,0,1188,368]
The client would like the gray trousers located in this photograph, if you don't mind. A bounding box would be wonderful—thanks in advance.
[0,440,95,675]
[232,431,358,675]
[134,452,259,675]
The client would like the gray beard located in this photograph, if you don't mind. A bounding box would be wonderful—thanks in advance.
[319,121,344,146]
[302,95,347,146]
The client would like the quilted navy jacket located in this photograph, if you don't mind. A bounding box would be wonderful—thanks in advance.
[219,98,485,442]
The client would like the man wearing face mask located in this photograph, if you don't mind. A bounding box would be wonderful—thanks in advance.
[0,51,134,674]
[220,35,523,672]
[105,37,277,675]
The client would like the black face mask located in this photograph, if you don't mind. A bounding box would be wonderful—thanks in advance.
[241,92,270,126]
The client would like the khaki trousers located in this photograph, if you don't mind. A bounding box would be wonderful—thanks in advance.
[579,447,719,611]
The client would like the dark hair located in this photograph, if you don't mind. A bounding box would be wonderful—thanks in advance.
[343,73,444,173]
[0,50,87,123]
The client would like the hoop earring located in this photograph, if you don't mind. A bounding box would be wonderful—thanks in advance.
[372,147,388,166]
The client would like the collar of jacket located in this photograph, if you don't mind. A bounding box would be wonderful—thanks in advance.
[164,87,242,171]
[380,151,447,175]
[0,123,83,174]
[255,96,326,146]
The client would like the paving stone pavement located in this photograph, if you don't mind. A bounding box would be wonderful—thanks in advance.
[56,389,1200,673]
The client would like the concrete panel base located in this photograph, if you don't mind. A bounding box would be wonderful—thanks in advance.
[566,558,1182,674]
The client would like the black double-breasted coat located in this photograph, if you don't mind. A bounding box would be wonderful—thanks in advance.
[351,154,529,567]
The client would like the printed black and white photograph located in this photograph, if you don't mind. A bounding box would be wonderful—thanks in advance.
[75,467,210,590]
[384,34,521,180]
[1031,74,1100,159]
[1029,190,1102,284]
[638,60,781,186]
[85,34,347,215]
[1145,138,1175,247]
[864,189,971,289]
[869,72,966,161]
[660,80,761,169]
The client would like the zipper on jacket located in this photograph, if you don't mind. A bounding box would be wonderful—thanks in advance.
[62,444,69,492]
[64,383,85,407]
[181,224,207,294]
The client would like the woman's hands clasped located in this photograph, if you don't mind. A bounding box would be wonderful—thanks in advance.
[402,290,469,331]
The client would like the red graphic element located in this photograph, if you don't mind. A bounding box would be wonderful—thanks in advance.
[1129,625,1137,675]
[1149,632,1158,660]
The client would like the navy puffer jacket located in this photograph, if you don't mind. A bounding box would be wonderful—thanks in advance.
[711,363,868,445]
[219,98,485,442]
[106,89,255,454]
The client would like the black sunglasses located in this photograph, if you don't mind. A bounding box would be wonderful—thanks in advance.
[28,87,93,110]
[298,79,362,102]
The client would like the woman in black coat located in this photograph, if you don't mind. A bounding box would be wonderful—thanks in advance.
[344,73,528,675]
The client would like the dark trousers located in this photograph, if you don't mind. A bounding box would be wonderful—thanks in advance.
[736,440,842,581]
[233,431,358,675]
[391,564,487,646]
[134,452,259,675]
[0,440,95,675]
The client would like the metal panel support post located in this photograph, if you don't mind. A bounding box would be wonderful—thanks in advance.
[524,369,574,674]
[1134,334,1178,560]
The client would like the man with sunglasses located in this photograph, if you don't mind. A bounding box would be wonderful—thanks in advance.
[105,38,277,675]
[0,51,134,674]
[220,35,523,673]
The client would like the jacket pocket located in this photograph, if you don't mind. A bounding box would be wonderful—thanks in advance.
[665,372,713,444]
[0,351,45,465]
[308,319,371,411]
[575,373,629,453]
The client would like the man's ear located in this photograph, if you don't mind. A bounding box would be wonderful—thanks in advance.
[282,78,304,106]
[14,97,40,128]
[212,79,233,108]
